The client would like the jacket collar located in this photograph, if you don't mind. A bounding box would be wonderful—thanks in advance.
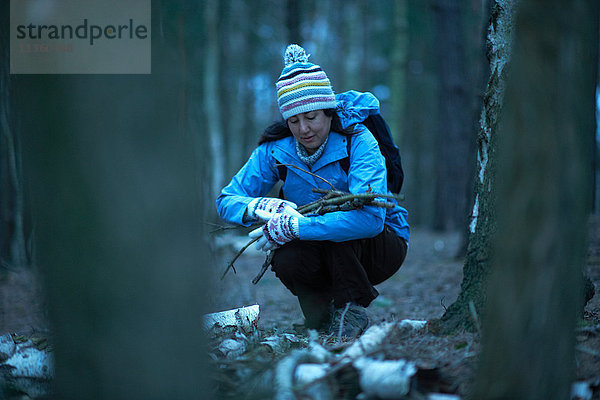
[312,131,349,171]
[270,132,350,186]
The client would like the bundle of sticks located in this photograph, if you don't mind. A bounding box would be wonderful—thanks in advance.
[220,187,403,284]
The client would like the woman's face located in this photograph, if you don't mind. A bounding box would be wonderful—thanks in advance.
[287,110,332,155]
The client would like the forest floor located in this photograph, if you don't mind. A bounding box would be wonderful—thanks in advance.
[1,217,599,398]
[209,216,600,399]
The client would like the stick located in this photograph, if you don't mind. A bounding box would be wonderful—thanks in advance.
[312,187,404,201]
[300,194,395,215]
[252,252,274,284]
[336,303,351,342]
[221,190,400,280]
[220,236,260,280]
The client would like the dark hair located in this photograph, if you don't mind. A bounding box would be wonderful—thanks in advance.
[258,108,358,145]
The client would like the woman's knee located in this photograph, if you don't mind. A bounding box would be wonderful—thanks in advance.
[271,241,299,282]
[271,240,330,291]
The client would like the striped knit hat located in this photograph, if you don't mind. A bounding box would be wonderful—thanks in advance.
[276,44,337,120]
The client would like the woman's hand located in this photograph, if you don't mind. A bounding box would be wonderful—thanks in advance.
[248,207,305,252]
[246,197,299,220]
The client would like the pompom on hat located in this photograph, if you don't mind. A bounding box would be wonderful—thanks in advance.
[276,44,337,120]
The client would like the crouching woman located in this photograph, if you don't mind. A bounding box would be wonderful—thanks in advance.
[216,44,410,338]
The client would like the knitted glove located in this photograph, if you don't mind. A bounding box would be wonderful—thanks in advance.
[248,207,304,252]
[246,197,299,220]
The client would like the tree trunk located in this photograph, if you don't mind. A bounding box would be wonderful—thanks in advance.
[389,0,409,144]
[0,3,28,269]
[429,0,518,333]
[474,0,599,397]
[403,0,439,226]
[432,0,474,232]
[19,2,211,398]
[455,0,491,256]
[286,0,301,44]
[342,0,364,91]
[204,0,225,200]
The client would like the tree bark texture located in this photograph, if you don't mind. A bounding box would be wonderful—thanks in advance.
[432,0,474,232]
[430,0,518,333]
[19,2,211,398]
[474,0,599,398]
[455,0,493,257]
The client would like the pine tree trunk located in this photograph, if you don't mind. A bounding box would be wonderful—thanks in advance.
[432,0,473,231]
[403,1,439,226]
[474,0,599,397]
[389,0,409,144]
[429,0,518,333]
[342,0,363,90]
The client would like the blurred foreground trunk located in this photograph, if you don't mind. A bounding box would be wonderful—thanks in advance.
[474,0,598,398]
[19,2,211,399]
[0,4,28,270]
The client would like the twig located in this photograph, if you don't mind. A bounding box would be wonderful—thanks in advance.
[336,303,351,342]
[300,194,395,215]
[315,200,395,215]
[207,221,264,235]
[296,190,339,213]
[312,187,404,201]
[220,236,259,279]
[275,163,336,190]
[252,252,274,284]
[207,222,248,234]
[221,189,400,281]
[440,297,448,312]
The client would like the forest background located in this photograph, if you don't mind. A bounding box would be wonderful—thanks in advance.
[4,1,600,273]
[1,0,600,399]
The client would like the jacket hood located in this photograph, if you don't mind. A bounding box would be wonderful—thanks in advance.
[335,90,380,129]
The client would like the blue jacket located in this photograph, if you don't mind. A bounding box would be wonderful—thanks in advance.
[216,91,410,243]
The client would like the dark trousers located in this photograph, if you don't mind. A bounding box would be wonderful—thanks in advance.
[271,226,408,329]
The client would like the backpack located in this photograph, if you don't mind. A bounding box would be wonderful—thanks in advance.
[343,113,404,194]
[277,111,404,195]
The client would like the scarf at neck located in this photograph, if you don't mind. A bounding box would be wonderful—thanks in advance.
[296,136,329,167]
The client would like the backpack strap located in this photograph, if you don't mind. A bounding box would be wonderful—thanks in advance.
[339,136,352,175]
[275,160,287,199]
[276,162,287,182]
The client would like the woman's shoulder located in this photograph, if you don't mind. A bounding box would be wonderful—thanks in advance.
[253,135,296,160]
[348,125,378,148]
[255,135,294,149]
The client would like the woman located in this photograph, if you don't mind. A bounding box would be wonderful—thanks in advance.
[216,44,410,338]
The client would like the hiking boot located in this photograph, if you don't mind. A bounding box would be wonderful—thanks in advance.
[298,295,334,332]
[328,302,369,338]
